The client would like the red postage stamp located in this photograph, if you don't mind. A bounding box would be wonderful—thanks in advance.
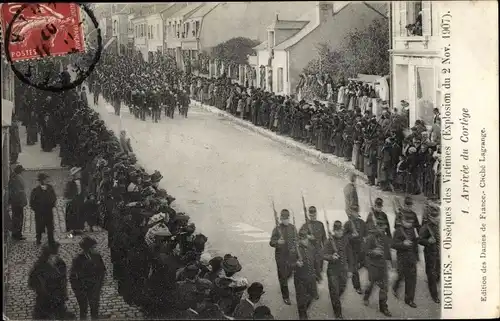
[1,3,85,62]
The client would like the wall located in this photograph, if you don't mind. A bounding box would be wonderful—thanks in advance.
[271,50,288,94]
[288,3,384,94]
[199,2,314,51]
[256,50,270,89]
[146,14,164,53]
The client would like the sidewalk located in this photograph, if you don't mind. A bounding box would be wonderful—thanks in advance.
[192,100,428,205]
[17,125,62,170]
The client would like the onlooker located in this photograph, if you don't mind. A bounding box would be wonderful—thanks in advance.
[8,164,27,240]
[30,173,57,246]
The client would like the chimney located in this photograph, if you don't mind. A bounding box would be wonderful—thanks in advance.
[316,1,334,24]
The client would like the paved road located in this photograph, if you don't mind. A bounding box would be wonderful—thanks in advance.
[94,97,440,320]
[4,168,143,320]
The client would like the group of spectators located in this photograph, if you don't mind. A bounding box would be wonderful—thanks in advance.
[189,75,441,199]
[17,57,274,320]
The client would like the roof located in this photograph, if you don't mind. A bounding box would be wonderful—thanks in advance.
[273,7,318,50]
[267,20,309,30]
[253,40,268,50]
[186,3,220,20]
[169,3,204,20]
[160,3,188,18]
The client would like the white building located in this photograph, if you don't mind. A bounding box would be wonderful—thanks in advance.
[390,1,440,127]
[132,14,148,61]
[145,12,164,61]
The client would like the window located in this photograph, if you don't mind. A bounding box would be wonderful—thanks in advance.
[135,26,138,38]
[402,1,423,36]
[151,25,154,39]
[157,24,160,38]
[416,67,435,125]
[277,67,284,92]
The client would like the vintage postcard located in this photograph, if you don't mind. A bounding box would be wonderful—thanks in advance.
[1,1,498,320]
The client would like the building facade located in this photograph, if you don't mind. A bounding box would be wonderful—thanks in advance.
[146,13,164,61]
[132,15,148,61]
[390,1,440,127]
[253,1,387,96]
[161,3,188,55]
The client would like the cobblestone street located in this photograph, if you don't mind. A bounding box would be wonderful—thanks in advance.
[5,169,143,320]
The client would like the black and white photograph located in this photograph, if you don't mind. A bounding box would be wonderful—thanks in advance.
[2,2,498,321]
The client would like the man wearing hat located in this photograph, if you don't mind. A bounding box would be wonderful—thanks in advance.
[363,215,392,317]
[8,164,27,240]
[299,206,326,283]
[323,220,349,319]
[392,207,419,308]
[30,173,58,245]
[65,166,85,237]
[269,209,298,305]
[69,237,106,320]
[394,196,421,232]
[418,200,440,303]
[366,198,391,238]
[343,173,359,216]
[343,202,366,294]
[294,228,317,320]
[233,282,265,319]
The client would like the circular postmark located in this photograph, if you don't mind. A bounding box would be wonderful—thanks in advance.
[3,3,102,92]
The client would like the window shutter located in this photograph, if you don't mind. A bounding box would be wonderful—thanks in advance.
[422,1,432,36]
[399,2,407,36]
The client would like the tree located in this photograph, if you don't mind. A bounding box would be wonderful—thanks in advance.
[211,37,261,65]
[305,18,390,79]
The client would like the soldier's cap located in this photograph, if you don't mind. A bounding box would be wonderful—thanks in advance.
[349,204,360,212]
[374,198,383,207]
[173,213,190,222]
[308,206,317,213]
[196,278,213,292]
[333,220,343,231]
[280,209,290,219]
[209,256,224,267]
[153,225,172,237]
[37,172,49,181]
[404,196,413,206]
[186,263,200,273]
[298,228,309,238]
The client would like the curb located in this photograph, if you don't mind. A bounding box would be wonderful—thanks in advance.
[193,101,370,183]
[192,101,431,206]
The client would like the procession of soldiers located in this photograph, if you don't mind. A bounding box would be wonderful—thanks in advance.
[268,173,441,319]
[7,47,441,320]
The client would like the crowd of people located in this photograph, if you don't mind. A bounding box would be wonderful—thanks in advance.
[189,76,441,199]
[9,57,275,321]
[7,50,442,320]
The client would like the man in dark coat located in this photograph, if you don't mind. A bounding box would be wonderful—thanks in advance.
[299,206,326,283]
[419,201,440,303]
[30,173,57,245]
[392,208,419,308]
[294,228,317,320]
[40,112,56,152]
[343,204,366,294]
[233,282,265,319]
[323,220,349,319]
[64,166,85,236]
[363,216,392,317]
[8,165,27,240]
[366,198,392,238]
[343,173,358,216]
[70,237,106,320]
[269,209,298,305]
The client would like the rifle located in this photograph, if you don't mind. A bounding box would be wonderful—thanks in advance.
[271,200,283,240]
[323,209,338,254]
[301,194,314,236]
[292,210,303,262]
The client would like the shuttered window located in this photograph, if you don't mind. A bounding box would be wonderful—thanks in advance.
[277,68,284,93]
[399,2,407,36]
[422,1,432,36]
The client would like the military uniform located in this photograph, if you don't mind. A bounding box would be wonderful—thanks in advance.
[343,215,366,293]
[419,202,440,303]
[392,211,419,307]
[269,210,298,304]
[294,230,317,320]
[299,219,326,280]
[323,223,348,319]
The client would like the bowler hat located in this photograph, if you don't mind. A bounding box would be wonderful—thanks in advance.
[222,256,242,273]
[247,282,265,296]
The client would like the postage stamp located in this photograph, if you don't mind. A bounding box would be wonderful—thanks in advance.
[1,3,85,62]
